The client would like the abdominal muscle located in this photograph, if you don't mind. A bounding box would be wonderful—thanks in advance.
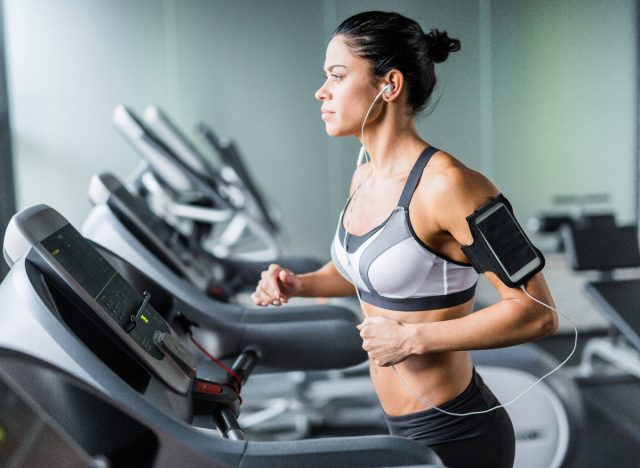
[364,299,475,417]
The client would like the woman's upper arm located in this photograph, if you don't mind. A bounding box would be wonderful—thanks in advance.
[427,161,555,306]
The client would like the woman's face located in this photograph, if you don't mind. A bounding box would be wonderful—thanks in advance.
[315,35,383,138]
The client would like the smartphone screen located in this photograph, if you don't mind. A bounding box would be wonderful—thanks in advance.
[476,204,540,281]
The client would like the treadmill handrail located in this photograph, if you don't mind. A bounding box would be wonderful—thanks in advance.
[113,105,234,211]
[196,122,280,233]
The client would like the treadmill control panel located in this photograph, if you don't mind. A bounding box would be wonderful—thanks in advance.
[41,224,113,298]
[41,225,170,361]
[96,276,170,360]
[34,219,193,394]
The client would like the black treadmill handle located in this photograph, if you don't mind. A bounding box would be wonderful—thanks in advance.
[195,348,256,443]
[214,406,247,441]
[229,349,259,387]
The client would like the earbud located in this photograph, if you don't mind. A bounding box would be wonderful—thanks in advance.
[360,83,393,166]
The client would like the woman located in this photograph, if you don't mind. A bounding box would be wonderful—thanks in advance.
[252,11,558,468]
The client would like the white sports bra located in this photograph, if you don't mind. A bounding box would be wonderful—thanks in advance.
[331,147,478,312]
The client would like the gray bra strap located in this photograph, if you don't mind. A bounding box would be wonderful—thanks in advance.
[397,146,439,208]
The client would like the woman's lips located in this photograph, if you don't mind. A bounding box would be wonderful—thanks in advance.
[321,109,334,121]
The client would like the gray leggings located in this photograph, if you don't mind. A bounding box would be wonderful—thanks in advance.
[383,369,515,468]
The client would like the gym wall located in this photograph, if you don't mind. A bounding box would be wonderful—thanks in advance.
[3,0,636,259]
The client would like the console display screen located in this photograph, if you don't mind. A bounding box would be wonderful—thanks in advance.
[41,225,114,298]
[41,224,169,359]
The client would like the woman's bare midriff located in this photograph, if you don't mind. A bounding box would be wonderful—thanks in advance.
[363,298,475,416]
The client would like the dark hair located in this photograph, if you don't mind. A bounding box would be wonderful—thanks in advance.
[334,11,461,114]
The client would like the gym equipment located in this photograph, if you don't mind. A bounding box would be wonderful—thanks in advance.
[113,105,282,261]
[144,105,281,237]
[0,204,441,466]
[84,172,319,301]
[83,170,369,429]
[82,172,367,434]
[561,221,640,378]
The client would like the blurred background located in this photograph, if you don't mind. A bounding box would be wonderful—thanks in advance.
[0,0,636,269]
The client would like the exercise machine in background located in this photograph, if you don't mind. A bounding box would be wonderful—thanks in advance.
[113,105,285,262]
[561,219,640,378]
[144,105,282,239]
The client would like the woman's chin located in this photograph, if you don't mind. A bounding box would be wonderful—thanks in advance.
[324,124,353,138]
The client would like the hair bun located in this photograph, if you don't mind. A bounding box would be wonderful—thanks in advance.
[425,29,461,63]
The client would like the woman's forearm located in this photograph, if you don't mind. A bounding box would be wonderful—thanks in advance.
[297,261,356,298]
[409,296,557,355]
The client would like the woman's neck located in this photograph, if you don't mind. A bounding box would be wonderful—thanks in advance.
[359,114,427,176]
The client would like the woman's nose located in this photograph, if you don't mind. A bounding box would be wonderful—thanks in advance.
[315,82,329,101]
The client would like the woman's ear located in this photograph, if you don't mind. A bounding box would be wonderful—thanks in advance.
[382,70,403,101]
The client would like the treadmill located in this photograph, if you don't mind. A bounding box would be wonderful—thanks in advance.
[0,204,441,467]
[113,105,286,262]
[84,172,321,302]
[143,105,281,237]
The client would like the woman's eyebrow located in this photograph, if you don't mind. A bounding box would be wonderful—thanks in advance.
[325,64,348,73]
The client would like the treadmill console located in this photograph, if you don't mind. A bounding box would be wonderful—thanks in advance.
[89,173,227,293]
[9,205,196,395]
[42,224,170,359]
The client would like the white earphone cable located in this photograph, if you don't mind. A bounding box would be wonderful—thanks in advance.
[359,86,389,166]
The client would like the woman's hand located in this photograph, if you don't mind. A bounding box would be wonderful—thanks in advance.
[357,316,414,366]
[251,264,302,307]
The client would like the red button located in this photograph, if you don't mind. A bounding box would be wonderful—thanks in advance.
[194,380,223,395]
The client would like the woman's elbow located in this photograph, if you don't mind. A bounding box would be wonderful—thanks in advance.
[534,307,559,339]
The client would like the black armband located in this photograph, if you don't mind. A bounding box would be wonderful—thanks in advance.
[461,194,545,288]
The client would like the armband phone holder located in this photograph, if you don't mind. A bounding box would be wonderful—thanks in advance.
[461,194,545,288]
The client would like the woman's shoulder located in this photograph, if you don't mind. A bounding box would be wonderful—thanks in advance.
[422,149,499,212]
[425,150,478,189]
